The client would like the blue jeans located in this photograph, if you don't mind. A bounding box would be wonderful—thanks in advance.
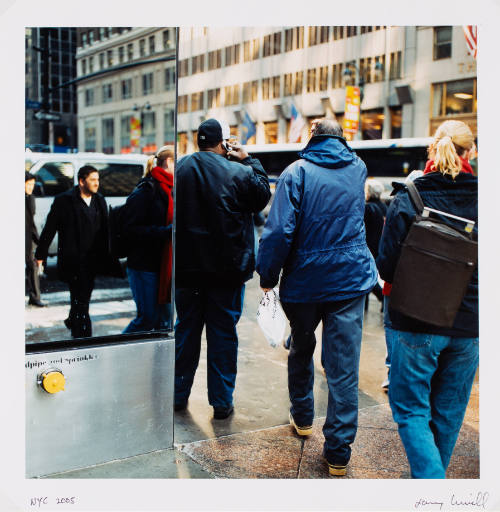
[123,267,171,333]
[388,330,478,478]
[281,295,365,465]
[383,295,397,370]
[174,285,245,408]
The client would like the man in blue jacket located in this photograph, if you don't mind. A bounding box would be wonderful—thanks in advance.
[256,119,377,476]
[175,118,271,420]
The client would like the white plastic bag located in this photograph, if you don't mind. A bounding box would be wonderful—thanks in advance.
[257,288,287,348]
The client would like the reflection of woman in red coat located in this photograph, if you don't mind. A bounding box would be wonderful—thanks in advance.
[123,145,174,333]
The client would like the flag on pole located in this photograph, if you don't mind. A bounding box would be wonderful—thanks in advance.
[240,110,256,144]
[463,26,477,59]
[288,103,305,143]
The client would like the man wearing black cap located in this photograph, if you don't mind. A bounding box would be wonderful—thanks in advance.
[175,118,271,419]
[25,172,44,307]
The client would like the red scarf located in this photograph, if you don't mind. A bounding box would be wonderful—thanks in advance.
[151,166,174,303]
[423,157,474,175]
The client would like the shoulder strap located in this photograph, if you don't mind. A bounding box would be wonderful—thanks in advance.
[406,180,425,215]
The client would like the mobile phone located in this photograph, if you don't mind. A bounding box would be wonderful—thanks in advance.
[222,140,232,152]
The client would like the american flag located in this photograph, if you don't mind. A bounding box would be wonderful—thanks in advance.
[288,103,305,143]
[463,26,477,59]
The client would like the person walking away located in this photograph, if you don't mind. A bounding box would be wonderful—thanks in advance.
[122,145,174,333]
[364,179,386,306]
[35,165,119,338]
[376,120,478,479]
[256,118,377,476]
[25,172,44,307]
[175,118,271,419]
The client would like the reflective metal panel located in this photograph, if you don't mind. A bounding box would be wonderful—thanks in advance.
[26,336,174,478]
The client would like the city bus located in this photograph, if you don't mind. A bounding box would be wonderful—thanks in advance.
[244,137,433,197]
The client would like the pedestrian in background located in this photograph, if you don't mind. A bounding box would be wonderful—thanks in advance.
[364,179,386,306]
[257,118,377,477]
[174,118,270,419]
[25,171,44,307]
[377,120,478,479]
[35,165,117,338]
[122,145,174,333]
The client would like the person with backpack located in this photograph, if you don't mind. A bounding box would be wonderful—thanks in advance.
[122,145,174,333]
[376,120,478,479]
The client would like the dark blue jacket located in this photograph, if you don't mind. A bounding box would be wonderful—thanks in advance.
[376,171,478,337]
[256,135,378,303]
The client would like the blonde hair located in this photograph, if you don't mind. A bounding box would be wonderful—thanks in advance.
[145,145,175,177]
[428,120,474,179]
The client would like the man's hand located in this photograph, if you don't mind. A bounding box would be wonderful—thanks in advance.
[227,141,249,161]
[261,287,272,293]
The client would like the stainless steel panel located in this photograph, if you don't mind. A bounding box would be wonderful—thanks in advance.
[26,336,174,478]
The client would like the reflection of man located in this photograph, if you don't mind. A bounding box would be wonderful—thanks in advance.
[25,172,44,307]
[175,118,271,419]
[257,118,377,476]
[35,166,114,338]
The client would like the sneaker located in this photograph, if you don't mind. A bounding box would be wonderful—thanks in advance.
[213,405,234,419]
[381,377,389,391]
[28,299,46,307]
[289,411,313,436]
[327,462,348,477]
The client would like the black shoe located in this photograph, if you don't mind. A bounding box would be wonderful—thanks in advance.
[64,317,72,330]
[213,405,234,419]
[28,299,46,307]
[174,402,187,412]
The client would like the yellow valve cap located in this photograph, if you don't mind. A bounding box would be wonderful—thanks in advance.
[41,371,65,394]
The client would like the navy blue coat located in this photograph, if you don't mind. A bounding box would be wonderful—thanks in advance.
[256,135,378,303]
[376,171,478,337]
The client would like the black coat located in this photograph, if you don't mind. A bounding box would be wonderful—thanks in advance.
[25,194,39,260]
[122,177,171,273]
[35,186,120,282]
[364,199,387,258]
[176,151,271,287]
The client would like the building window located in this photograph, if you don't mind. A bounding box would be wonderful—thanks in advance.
[332,26,344,40]
[127,43,133,60]
[273,32,281,54]
[262,78,270,100]
[360,26,374,34]
[359,57,372,84]
[165,67,175,91]
[118,46,124,63]
[320,26,329,43]
[390,106,402,138]
[139,39,145,57]
[242,81,252,103]
[308,26,319,46]
[102,118,114,154]
[434,26,452,60]
[81,59,87,76]
[251,38,260,59]
[431,78,476,117]
[272,76,281,98]
[361,108,384,140]
[224,84,240,106]
[99,52,105,69]
[120,115,131,151]
[346,26,357,37]
[178,95,188,113]
[84,120,96,152]
[373,55,385,82]
[142,73,153,95]
[89,30,94,44]
[224,44,240,66]
[306,68,317,92]
[284,73,293,96]
[208,50,222,70]
[319,66,328,91]
[332,63,344,89]
[107,50,113,67]
[389,51,402,80]
[163,29,173,49]
[149,35,155,54]
[178,132,188,155]
[121,79,132,99]
[294,71,303,95]
[88,56,94,73]
[264,121,278,144]
[191,91,204,111]
[191,54,204,74]
[102,83,113,103]
[263,34,271,57]
[164,108,175,144]
[82,32,87,47]
[207,88,221,108]
[142,111,156,146]
[243,40,251,61]
[85,88,94,106]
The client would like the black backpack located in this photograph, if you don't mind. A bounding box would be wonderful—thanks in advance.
[108,203,130,259]
[389,180,478,328]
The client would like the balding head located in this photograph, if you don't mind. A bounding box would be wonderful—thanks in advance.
[311,118,343,138]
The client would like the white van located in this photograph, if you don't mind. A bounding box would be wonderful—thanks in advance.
[26,151,149,256]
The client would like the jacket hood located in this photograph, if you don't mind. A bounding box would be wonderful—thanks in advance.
[299,135,356,169]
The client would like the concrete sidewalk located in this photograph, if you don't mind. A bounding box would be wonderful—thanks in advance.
[45,275,479,480]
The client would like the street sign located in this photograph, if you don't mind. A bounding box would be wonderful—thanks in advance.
[34,111,61,122]
[26,99,42,109]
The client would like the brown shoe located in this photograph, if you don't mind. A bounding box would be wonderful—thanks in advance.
[289,411,312,436]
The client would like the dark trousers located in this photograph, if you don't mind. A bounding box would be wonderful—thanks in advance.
[25,255,41,303]
[174,285,245,408]
[67,267,95,338]
[282,295,365,465]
